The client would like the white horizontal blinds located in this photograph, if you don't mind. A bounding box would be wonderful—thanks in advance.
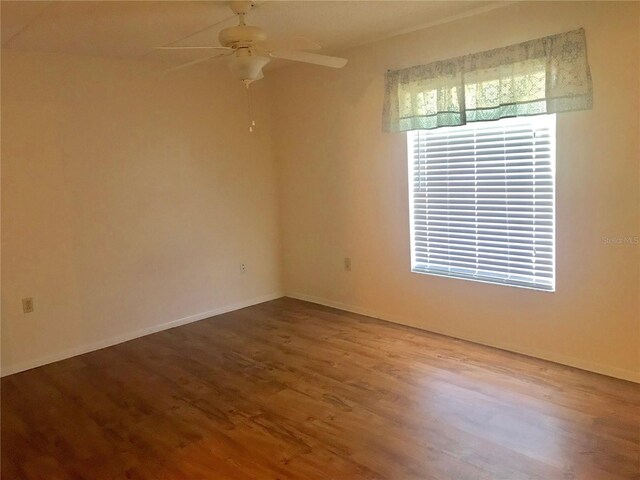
[409,115,556,291]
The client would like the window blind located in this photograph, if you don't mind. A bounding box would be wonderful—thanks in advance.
[408,115,556,291]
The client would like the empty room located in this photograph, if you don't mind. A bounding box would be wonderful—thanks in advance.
[1,1,639,479]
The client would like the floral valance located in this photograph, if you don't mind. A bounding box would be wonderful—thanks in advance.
[383,28,592,132]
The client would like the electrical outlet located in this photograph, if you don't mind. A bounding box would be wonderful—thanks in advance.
[344,257,352,272]
[241,263,247,273]
[22,297,34,313]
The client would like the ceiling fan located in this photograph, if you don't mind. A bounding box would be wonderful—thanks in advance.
[156,1,348,86]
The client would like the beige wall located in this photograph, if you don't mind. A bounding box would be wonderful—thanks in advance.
[1,50,282,374]
[269,1,640,382]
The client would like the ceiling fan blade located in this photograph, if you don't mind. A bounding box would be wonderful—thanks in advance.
[162,52,230,76]
[270,50,347,69]
[155,46,232,51]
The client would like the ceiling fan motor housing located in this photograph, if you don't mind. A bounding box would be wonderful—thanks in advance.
[219,25,267,49]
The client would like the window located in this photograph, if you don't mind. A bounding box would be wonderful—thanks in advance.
[408,115,556,291]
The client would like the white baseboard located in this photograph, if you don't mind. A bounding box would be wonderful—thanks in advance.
[1,292,284,377]
[286,292,640,384]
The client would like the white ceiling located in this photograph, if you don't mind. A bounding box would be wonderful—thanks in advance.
[2,1,500,65]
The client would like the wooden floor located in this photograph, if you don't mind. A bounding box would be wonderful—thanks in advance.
[2,298,639,479]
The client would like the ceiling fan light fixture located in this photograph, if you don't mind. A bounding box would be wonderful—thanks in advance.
[228,54,270,86]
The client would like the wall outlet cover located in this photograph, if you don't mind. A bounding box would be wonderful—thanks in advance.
[22,298,34,313]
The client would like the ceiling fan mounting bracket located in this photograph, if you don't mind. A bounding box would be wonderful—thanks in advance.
[229,1,255,16]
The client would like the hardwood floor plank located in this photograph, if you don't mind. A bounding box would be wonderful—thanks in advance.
[2,297,639,479]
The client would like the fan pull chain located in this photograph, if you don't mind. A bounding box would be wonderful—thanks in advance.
[246,83,256,133]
